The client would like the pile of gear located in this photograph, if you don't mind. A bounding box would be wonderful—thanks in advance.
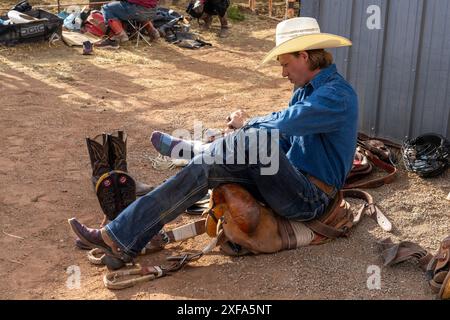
[379,236,450,300]
[343,132,449,184]
[59,5,211,50]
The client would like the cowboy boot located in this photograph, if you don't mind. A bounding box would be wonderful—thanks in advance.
[80,134,113,248]
[143,20,161,42]
[108,130,127,172]
[86,132,129,221]
[68,218,134,269]
[85,131,135,222]
[108,130,154,197]
[108,19,129,43]
[86,133,110,187]
[218,15,230,38]
[100,130,136,220]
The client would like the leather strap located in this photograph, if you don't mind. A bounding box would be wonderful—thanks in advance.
[344,150,398,189]
[306,218,349,239]
[378,238,432,271]
[304,193,349,240]
[166,219,206,242]
[357,132,402,150]
[306,189,392,239]
[344,189,392,232]
[277,217,298,250]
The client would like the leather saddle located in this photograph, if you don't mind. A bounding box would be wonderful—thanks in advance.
[204,184,390,256]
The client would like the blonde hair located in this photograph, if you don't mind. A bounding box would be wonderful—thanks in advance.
[291,49,334,70]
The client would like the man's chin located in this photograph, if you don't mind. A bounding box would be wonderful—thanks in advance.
[294,81,306,87]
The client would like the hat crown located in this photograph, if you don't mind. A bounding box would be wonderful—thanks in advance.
[276,17,321,46]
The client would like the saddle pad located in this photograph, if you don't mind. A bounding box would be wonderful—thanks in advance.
[62,30,101,46]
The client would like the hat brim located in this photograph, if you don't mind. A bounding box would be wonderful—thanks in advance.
[260,33,352,66]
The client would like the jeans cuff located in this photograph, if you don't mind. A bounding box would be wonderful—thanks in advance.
[104,225,136,257]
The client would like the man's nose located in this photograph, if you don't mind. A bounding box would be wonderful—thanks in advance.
[282,68,288,78]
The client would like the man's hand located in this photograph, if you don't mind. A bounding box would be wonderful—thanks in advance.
[226,109,249,130]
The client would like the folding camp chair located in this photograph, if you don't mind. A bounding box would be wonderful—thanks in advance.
[127,20,152,47]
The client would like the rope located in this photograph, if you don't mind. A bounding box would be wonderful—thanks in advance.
[103,229,223,290]
[87,248,105,265]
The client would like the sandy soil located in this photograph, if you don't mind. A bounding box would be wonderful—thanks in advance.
[0,1,449,300]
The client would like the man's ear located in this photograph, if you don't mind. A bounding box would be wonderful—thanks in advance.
[299,51,309,62]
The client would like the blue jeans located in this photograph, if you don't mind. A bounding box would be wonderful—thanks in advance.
[105,128,334,257]
[102,1,157,22]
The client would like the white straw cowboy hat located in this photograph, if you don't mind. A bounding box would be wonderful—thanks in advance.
[260,17,352,65]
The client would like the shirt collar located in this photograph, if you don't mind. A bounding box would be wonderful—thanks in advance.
[308,64,337,90]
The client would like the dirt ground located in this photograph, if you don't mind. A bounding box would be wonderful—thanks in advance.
[0,1,449,300]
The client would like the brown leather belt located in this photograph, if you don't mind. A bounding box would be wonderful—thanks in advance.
[307,175,336,198]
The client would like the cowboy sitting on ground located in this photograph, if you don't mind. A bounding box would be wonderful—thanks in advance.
[96,0,160,49]
[69,17,358,267]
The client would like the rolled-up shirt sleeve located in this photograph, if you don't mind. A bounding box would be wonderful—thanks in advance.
[246,85,351,137]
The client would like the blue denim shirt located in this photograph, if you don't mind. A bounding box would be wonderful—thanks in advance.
[246,64,358,189]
